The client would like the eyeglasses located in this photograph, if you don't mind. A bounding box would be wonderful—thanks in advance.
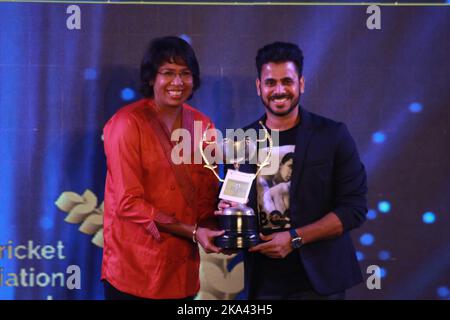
[157,70,193,82]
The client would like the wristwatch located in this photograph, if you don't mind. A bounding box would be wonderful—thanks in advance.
[289,228,303,249]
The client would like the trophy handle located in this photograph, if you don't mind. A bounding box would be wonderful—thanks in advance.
[199,122,272,181]
[254,121,273,177]
[199,123,224,182]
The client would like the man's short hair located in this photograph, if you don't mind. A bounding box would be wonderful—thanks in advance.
[255,42,304,79]
[140,36,200,98]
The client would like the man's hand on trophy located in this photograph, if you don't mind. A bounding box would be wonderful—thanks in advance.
[248,231,293,258]
[195,227,225,254]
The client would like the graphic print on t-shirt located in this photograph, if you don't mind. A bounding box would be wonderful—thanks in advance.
[256,145,295,232]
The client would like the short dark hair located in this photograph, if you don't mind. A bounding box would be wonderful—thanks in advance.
[255,42,304,79]
[140,36,201,98]
[281,152,295,165]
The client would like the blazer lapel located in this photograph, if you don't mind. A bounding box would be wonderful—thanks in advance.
[289,107,315,203]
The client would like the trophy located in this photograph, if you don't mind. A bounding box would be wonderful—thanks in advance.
[199,122,273,249]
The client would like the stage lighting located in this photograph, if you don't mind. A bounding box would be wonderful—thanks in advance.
[121,88,135,101]
[360,233,375,246]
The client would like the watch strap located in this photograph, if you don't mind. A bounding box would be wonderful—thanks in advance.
[289,228,298,239]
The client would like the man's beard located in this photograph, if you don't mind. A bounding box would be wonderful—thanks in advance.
[260,94,300,117]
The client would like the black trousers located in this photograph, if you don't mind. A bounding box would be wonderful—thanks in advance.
[103,280,195,300]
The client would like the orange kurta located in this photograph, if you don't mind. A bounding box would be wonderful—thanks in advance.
[101,98,218,299]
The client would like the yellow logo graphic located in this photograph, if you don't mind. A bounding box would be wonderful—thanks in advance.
[198,248,244,300]
[55,189,104,248]
[54,190,244,299]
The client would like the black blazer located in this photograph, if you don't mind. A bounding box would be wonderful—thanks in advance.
[235,106,368,297]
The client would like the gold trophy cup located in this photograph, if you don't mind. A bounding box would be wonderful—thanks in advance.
[199,122,273,249]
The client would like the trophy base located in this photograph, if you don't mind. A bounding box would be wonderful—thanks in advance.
[215,234,260,249]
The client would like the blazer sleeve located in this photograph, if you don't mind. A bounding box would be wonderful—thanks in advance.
[332,123,368,232]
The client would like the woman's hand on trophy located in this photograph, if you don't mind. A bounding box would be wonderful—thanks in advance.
[195,227,225,254]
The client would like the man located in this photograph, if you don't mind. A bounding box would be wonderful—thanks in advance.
[102,36,223,300]
[220,42,367,299]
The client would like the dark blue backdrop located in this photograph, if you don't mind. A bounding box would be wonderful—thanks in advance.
[0,2,449,299]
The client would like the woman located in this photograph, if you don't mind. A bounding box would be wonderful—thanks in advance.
[101,36,222,300]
